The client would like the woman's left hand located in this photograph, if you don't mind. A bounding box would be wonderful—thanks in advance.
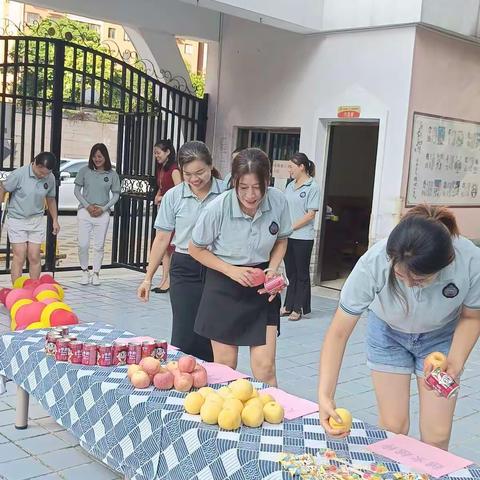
[257,270,282,302]
[424,357,463,393]
[52,220,60,235]
[91,206,103,217]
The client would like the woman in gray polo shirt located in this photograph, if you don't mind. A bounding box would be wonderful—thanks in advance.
[281,153,320,321]
[0,152,60,284]
[318,205,480,450]
[137,141,224,361]
[74,143,120,286]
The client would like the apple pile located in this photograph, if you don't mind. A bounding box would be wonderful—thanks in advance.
[183,378,285,430]
[127,355,208,391]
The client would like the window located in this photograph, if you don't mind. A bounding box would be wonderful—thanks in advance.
[124,31,129,42]
[184,43,194,55]
[108,28,116,39]
[26,13,40,25]
[88,23,100,34]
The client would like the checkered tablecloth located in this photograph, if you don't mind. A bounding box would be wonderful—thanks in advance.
[0,323,478,480]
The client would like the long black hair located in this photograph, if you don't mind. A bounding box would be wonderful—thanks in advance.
[290,152,315,177]
[387,204,458,309]
[154,139,176,171]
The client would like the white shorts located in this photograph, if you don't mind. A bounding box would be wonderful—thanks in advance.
[6,216,45,244]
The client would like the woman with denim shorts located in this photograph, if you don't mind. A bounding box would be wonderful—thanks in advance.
[318,205,480,450]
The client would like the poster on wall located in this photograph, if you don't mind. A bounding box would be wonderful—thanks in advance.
[407,112,480,207]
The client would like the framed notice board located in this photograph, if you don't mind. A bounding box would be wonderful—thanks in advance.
[406,112,480,207]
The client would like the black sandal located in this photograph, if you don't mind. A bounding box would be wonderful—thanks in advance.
[151,287,170,293]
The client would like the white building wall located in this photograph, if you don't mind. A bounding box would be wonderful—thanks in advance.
[211,16,416,244]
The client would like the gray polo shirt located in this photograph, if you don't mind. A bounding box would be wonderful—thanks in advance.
[284,177,321,240]
[154,178,225,254]
[191,187,293,266]
[74,166,121,208]
[340,236,480,333]
[2,164,56,219]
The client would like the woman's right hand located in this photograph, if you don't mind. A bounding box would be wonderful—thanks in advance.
[137,280,151,302]
[319,395,350,438]
[226,266,256,287]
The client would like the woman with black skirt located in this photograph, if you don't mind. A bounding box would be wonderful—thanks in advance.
[137,141,224,361]
[189,148,292,385]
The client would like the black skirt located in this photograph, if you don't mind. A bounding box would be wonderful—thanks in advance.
[194,264,281,347]
[169,252,213,361]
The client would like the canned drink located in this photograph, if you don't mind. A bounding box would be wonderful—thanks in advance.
[64,334,77,342]
[97,344,113,367]
[153,340,168,363]
[82,343,97,366]
[54,327,69,337]
[127,342,142,365]
[425,367,460,398]
[45,332,62,356]
[112,342,128,366]
[55,338,70,362]
[141,341,156,358]
[68,341,83,364]
[263,273,289,294]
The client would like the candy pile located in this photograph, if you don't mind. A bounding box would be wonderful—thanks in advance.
[45,329,167,368]
[279,450,429,480]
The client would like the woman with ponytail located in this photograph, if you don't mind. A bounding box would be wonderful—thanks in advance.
[152,140,181,293]
[318,205,480,451]
[281,153,321,321]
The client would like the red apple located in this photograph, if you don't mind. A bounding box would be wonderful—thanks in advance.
[191,365,208,388]
[131,370,151,389]
[178,355,196,373]
[174,372,193,392]
[127,364,142,379]
[139,357,161,377]
[153,371,175,390]
[166,361,179,373]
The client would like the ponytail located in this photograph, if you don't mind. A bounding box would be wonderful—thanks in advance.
[402,204,459,236]
[291,152,315,177]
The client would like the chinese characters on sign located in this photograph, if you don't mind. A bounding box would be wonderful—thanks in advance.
[407,113,480,206]
[337,106,361,118]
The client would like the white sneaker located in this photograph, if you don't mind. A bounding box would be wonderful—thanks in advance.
[91,273,100,286]
[80,270,90,285]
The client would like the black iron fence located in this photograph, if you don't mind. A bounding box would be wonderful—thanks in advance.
[0,35,208,274]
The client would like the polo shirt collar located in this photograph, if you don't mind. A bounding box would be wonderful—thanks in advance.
[182,178,222,199]
[292,177,314,190]
[231,188,271,219]
[28,164,37,179]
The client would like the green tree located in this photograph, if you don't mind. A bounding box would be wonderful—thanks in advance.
[188,69,205,98]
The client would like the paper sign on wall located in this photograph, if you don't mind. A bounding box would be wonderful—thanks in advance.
[337,106,361,118]
[367,434,473,478]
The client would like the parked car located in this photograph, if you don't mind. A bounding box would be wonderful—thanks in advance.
[59,159,117,211]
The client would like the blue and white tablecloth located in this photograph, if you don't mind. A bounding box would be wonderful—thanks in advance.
[0,322,478,480]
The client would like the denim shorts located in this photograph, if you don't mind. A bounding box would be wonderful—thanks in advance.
[366,310,457,377]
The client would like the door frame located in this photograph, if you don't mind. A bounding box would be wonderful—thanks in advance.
[312,117,384,285]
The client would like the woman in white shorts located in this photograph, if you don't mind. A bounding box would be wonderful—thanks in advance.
[74,143,120,286]
[0,152,60,284]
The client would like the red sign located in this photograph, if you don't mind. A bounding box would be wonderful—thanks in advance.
[337,106,361,118]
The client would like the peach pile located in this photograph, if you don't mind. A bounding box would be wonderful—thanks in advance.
[183,378,285,430]
[128,355,208,391]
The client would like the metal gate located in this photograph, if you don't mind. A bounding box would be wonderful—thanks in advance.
[0,33,207,274]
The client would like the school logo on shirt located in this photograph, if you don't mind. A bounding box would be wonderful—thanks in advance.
[442,283,459,298]
[104,176,109,182]
[300,191,306,198]
[269,221,279,235]
[43,183,48,189]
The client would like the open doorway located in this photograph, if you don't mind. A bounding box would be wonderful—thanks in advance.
[316,123,379,290]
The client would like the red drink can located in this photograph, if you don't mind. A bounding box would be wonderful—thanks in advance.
[45,332,62,355]
[69,341,83,364]
[153,339,168,363]
[65,334,77,342]
[55,338,70,362]
[112,342,128,366]
[54,327,69,337]
[141,341,156,358]
[264,274,289,294]
[82,343,97,366]
[97,344,113,367]
[425,368,460,398]
[127,342,142,364]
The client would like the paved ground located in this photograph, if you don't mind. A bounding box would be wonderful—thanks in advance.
[0,268,479,479]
